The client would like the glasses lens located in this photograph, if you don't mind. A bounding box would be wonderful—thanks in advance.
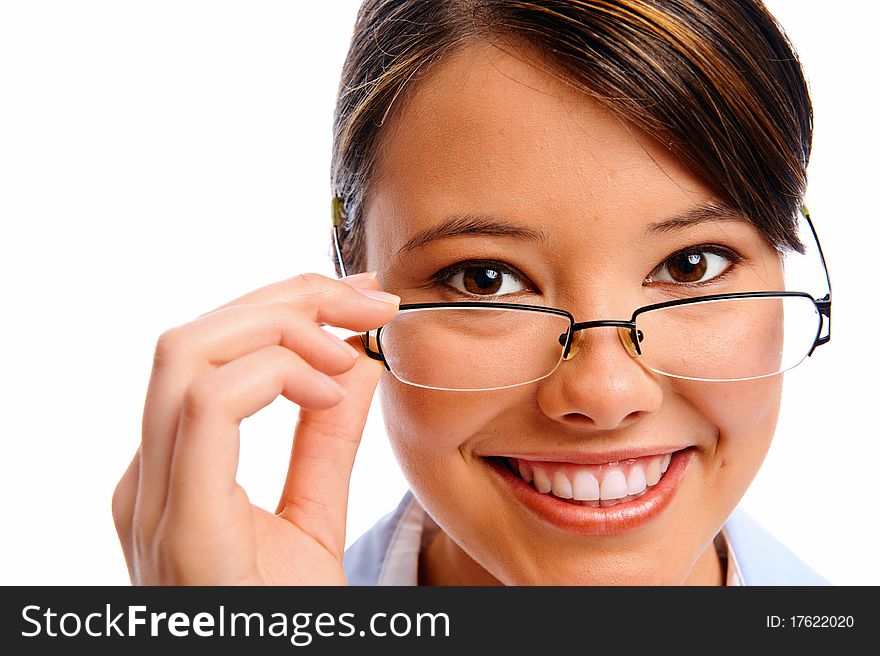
[378,307,571,391]
[633,295,821,381]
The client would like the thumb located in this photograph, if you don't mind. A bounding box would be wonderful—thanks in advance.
[276,333,385,559]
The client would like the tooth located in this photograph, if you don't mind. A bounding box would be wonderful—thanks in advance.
[533,467,552,494]
[572,470,600,501]
[599,470,628,500]
[518,461,533,484]
[627,465,647,495]
[645,457,662,486]
[660,453,671,473]
[551,471,573,499]
[600,498,619,507]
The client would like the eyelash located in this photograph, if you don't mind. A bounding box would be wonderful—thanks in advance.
[428,259,535,297]
[428,245,743,297]
[646,244,743,288]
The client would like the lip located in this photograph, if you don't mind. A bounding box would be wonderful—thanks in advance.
[486,446,687,466]
[484,447,695,536]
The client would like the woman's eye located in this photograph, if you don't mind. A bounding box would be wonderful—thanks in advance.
[647,248,737,285]
[438,263,530,297]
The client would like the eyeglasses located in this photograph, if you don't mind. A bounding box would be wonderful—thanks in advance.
[358,292,831,390]
[332,202,832,391]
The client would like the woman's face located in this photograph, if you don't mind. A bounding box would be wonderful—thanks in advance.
[362,41,784,585]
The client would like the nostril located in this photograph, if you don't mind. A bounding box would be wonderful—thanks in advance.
[561,412,594,424]
[562,409,646,428]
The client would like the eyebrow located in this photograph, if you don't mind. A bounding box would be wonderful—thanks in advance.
[396,201,745,256]
[396,213,550,256]
[644,200,748,236]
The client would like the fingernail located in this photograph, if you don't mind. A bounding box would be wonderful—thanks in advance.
[355,288,400,305]
[342,271,378,283]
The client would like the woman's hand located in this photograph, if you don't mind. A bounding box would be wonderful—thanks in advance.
[111,271,399,585]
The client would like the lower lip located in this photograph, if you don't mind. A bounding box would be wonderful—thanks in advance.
[485,449,694,536]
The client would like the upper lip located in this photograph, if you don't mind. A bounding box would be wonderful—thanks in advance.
[481,446,690,465]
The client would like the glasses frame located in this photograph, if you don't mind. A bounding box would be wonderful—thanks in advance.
[332,201,832,386]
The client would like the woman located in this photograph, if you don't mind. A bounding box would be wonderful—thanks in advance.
[112,0,831,585]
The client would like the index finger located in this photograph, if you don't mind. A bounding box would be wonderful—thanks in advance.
[204,271,399,335]
[205,270,384,317]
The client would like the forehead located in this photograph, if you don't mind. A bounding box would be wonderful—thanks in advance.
[363,39,717,269]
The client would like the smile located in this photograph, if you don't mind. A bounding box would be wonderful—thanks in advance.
[484,448,694,536]
[507,453,671,507]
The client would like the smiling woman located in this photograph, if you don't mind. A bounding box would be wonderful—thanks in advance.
[113,0,831,587]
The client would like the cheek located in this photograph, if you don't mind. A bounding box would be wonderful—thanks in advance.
[378,376,530,483]
[674,375,783,488]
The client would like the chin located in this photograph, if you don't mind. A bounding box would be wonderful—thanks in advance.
[487,542,696,586]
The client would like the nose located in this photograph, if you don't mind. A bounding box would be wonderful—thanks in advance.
[536,324,663,430]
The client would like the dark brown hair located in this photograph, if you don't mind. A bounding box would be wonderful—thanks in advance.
[330,0,812,275]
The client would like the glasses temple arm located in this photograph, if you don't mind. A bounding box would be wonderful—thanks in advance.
[331,196,349,278]
[800,203,832,300]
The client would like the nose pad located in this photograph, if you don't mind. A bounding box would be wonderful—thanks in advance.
[561,326,642,361]
[361,328,380,353]
[561,329,585,361]
[617,326,642,358]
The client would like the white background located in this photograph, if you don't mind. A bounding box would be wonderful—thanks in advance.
[0,1,876,585]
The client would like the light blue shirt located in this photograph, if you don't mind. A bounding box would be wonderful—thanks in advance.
[344,491,828,585]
